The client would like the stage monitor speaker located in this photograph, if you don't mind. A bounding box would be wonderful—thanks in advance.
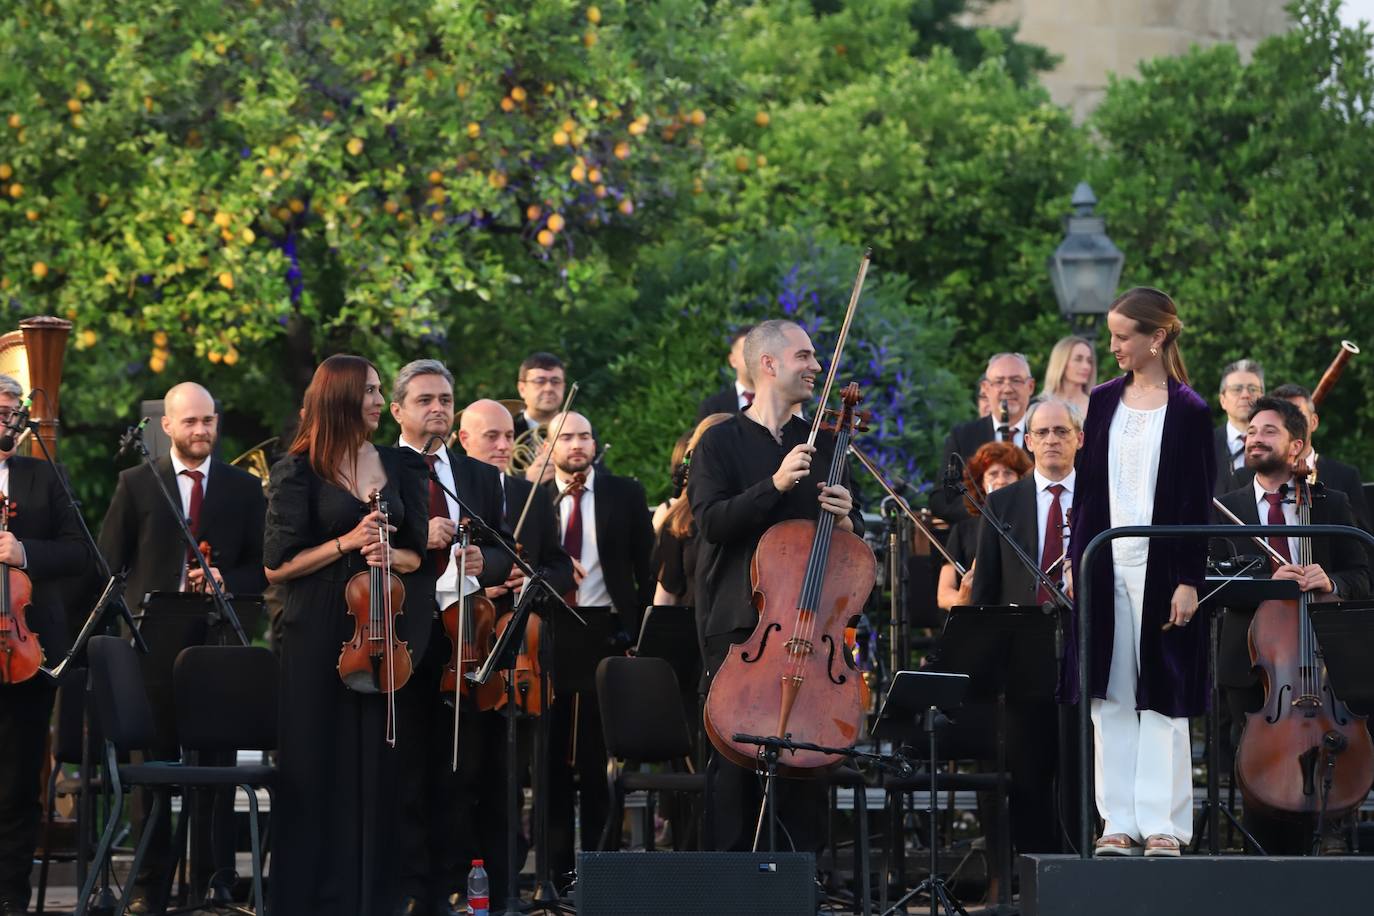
[576,851,816,916]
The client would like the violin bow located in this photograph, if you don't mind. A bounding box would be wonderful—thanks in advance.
[807,248,871,449]
[1212,497,1289,567]
[512,381,580,542]
[848,444,966,576]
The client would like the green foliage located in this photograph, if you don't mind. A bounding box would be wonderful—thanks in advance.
[1088,0,1374,469]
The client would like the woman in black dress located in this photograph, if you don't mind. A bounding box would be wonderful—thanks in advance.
[264,355,435,915]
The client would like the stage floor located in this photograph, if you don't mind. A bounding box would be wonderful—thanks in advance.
[1020,853,1374,916]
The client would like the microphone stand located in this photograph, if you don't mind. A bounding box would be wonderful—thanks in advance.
[422,443,584,915]
[22,418,149,915]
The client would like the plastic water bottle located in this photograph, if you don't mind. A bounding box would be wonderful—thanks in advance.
[466,859,489,916]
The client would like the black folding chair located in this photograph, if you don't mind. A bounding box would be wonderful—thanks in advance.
[35,669,105,915]
[595,656,712,851]
[74,636,275,916]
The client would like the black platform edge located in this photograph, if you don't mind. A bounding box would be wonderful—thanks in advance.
[1020,853,1374,916]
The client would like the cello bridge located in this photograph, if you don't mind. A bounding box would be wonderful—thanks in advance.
[784,637,814,656]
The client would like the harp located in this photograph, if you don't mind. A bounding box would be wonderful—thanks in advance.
[0,317,74,460]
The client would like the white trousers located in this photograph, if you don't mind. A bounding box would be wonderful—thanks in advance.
[1090,563,1193,842]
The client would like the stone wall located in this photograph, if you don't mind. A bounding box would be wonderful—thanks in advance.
[970,0,1292,120]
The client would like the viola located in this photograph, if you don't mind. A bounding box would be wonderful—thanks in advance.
[490,600,550,717]
[440,525,504,711]
[1235,474,1374,824]
[338,491,413,711]
[0,495,40,684]
[703,383,875,774]
[187,540,213,594]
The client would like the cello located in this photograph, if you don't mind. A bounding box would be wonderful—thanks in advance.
[703,382,875,774]
[338,490,412,744]
[0,494,41,684]
[1234,471,1374,831]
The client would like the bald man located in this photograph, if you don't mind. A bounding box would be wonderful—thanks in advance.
[98,381,267,912]
[538,410,654,881]
[458,399,574,606]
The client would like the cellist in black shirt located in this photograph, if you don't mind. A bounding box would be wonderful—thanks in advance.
[688,319,863,851]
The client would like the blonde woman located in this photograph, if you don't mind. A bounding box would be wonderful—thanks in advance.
[1042,336,1096,418]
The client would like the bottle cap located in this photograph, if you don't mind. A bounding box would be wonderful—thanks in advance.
[473,858,484,867]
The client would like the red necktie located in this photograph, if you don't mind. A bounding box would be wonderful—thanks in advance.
[742,390,754,407]
[1038,483,1065,603]
[181,469,204,564]
[1263,491,1292,569]
[562,479,586,561]
[424,453,450,575]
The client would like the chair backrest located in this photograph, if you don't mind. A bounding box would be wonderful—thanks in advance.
[87,635,158,754]
[596,656,693,763]
[173,645,278,752]
[52,667,98,764]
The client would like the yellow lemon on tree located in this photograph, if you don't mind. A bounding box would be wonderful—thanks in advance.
[346,137,364,156]
[214,211,232,228]
[241,228,256,244]
[587,6,602,24]
[467,122,481,139]
[180,209,196,225]
[31,262,48,279]
[553,129,570,146]
[80,329,98,348]
[218,271,234,290]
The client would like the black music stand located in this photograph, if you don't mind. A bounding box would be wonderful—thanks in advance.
[135,592,265,908]
[1192,573,1297,855]
[930,606,1057,911]
[874,671,970,916]
[1309,602,1374,714]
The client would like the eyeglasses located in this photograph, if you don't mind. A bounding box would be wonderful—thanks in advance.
[1028,426,1074,441]
[987,376,1030,388]
[1223,384,1263,396]
[520,375,564,387]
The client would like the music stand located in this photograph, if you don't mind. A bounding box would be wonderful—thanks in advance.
[633,605,700,701]
[874,671,969,916]
[1309,602,1374,714]
[930,606,1057,910]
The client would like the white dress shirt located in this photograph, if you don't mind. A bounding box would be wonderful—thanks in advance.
[996,414,1028,450]
[734,380,753,410]
[1254,475,1300,565]
[399,439,479,611]
[0,458,24,569]
[170,452,210,589]
[556,465,611,607]
[1033,468,1076,563]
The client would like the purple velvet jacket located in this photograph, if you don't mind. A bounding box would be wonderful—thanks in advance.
[1062,374,1217,718]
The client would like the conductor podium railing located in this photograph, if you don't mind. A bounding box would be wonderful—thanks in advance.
[1073,522,1374,858]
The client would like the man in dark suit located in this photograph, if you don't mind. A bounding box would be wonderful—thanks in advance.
[1214,397,1369,854]
[930,353,1036,523]
[1270,382,1372,531]
[541,410,653,881]
[969,396,1080,857]
[389,362,515,916]
[1212,359,1265,497]
[0,375,91,916]
[97,381,266,913]
[695,324,755,421]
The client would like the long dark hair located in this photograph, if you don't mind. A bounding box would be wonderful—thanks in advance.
[289,354,377,488]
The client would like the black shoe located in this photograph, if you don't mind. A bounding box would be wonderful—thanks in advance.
[0,899,29,916]
[206,870,238,906]
[392,895,427,916]
[126,895,154,915]
[435,893,467,916]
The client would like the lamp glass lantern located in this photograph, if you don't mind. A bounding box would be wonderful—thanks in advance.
[1048,182,1124,333]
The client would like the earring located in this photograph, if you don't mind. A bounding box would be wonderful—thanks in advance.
[1150,346,1159,357]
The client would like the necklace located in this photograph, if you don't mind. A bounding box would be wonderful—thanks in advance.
[1126,379,1168,399]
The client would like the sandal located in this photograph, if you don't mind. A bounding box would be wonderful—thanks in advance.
[1143,834,1182,857]
[1093,833,1143,857]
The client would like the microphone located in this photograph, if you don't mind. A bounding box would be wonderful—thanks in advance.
[420,434,445,457]
[115,418,150,460]
[943,453,965,496]
[0,397,32,452]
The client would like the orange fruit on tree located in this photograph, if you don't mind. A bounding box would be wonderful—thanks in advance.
[31,262,48,279]
[537,229,555,247]
[546,213,565,232]
[511,86,527,102]
[553,129,570,146]
[0,164,11,180]
[467,122,481,138]
[500,97,515,112]
[587,6,602,24]
[755,110,770,127]
[66,98,82,114]
[218,271,234,290]
[346,137,364,156]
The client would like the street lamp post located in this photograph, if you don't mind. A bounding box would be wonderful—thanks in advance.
[1048,182,1125,336]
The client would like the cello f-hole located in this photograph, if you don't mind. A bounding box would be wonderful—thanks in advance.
[821,634,847,686]
[1266,684,1291,724]
[741,623,781,663]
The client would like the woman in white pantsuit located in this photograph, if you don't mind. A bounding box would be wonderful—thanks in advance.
[1066,288,1216,858]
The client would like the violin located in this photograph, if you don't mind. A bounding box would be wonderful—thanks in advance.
[338,491,413,730]
[440,523,503,711]
[187,540,213,594]
[703,383,875,773]
[0,495,40,684]
[490,564,551,717]
[1235,472,1374,826]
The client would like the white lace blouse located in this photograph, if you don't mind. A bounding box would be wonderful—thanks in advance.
[1107,401,1167,567]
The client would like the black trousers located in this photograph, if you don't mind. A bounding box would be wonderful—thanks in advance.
[0,676,55,907]
[702,629,827,854]
[545,687,608,881]
[397,618,513,906]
